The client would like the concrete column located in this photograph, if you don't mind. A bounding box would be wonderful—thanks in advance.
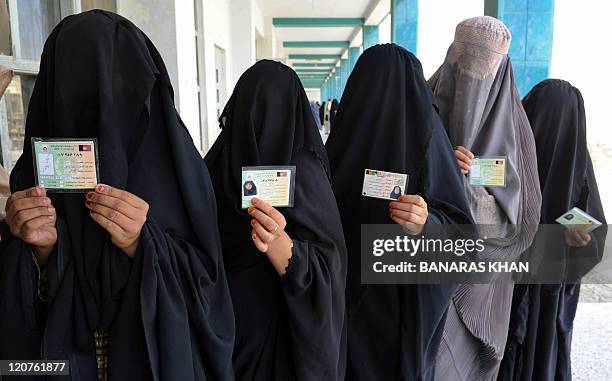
[118,0,201,147]
[391,0,418,53]
[339,59,349,97]
[349,47,360,72]
[486,0,554,96]
[363,25,379,50]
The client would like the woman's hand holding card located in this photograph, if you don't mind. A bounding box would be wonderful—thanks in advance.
[389,195,428,235]
[86,184,149,258]
[249,197,293,276]
[5,186,57,266]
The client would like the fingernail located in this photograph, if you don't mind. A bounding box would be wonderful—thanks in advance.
[252,234,257,240]
[48,215,53,220]
[43,197,50,205]
[86,193,94,200]
[47,207,53,214]
[247,207,254,214]
[251,220,256,226]
[252,198,259,205]
[97,185,105,192]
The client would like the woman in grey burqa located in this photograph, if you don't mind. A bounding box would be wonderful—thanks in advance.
[428,16,542,380]
[499,80,607,381]
[0,11,234,380]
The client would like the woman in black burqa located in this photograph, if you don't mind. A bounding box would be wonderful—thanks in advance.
[0,10,234,380]
[205,60,347,380]
[325,44,474,380]
[499,80,607,381]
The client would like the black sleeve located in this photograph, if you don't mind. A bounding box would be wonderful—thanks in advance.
[281,149,348,380]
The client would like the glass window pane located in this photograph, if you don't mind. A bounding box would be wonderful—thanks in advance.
[1,74,35,169]
[0,0,11,56]
[17,0,61,60]
[81,0,116,12]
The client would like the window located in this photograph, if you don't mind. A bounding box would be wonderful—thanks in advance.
[0,0,11,56]
[0,74,35,168]
[0,0,67,171]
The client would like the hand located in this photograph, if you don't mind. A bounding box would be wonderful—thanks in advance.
[565,228,591,248]
[248,197,293,276]
[389,195,428,235]
[85,184,149,258]
[454,146,474,174]
[5,187,57,266]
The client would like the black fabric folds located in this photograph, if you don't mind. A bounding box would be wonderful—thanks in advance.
[499,80,607,381]
[205,60,347,381]
[325,44,474,380]
[0,10,234,380]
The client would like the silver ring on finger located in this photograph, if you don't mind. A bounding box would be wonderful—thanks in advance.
[274,224,279,233]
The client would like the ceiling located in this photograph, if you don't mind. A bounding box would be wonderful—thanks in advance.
[260,0,382,88]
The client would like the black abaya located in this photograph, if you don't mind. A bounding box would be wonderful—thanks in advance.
[0,11,234,380]
[325,44,474,381]
[205,60,347,381]
[499,80,607,381]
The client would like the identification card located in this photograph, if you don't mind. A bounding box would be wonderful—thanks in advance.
[32,138,100,193]
[241,166,296,209]
[469,156,506,187]
[361,169,409,201]
[556,207,602,233]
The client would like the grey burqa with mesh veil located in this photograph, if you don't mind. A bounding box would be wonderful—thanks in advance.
[0,10,235,380]
[428,16,542,381]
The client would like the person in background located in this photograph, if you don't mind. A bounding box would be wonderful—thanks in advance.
[0,10,234,380]
[319,100,326,126]
[499,80,607,381]
[0,65,11,225]
[325,43,474,381]
[309,100,322,131]
[205,60,347,380]
[0,164,9,242]
[428,16,541,380]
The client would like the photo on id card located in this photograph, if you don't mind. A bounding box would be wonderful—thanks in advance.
[361,169,409,201]
[241,166,296,209]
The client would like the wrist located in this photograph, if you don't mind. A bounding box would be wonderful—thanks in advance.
[266,232,293,276]
[33,244,55,268]
[120,239,139,258]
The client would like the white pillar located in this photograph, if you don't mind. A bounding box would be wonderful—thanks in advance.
[117,0,201,148]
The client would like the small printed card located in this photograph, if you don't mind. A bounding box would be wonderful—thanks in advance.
[556,207,602,233]
[241,166,296,209]
[469,156,506,187]
[361,169,409,201]
[32,138,100,193]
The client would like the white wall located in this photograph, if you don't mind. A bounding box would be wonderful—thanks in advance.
[551,0,612,216]
[417,0,484,78]
[201,0,232,149]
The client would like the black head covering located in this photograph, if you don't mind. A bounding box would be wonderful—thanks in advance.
[500,79,607,380]
[205,60,347,379]
[327,44,436,223]
[1,10,234,380]
[523,79,604,223]
[326,44,473,380]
